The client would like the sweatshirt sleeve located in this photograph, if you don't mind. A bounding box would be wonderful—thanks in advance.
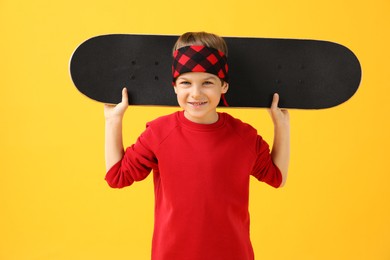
[251,136,282,188]
[105,126,158,188]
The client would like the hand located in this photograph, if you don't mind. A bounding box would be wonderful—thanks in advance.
[268,93,290,129]
[104,87,129,120]
[268,93,290,187]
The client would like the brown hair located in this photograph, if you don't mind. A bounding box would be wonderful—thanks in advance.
[172,32,228,56]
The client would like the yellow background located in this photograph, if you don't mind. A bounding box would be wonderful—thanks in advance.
[1,0,389,259]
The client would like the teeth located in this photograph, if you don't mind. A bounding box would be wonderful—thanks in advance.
[191,102,205,105]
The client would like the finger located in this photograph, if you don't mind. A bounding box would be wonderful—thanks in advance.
[104,103,114,109]
[271,93,279,109]
[121,87,129,105]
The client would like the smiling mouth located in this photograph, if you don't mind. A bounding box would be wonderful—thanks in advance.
[188,101,207,106]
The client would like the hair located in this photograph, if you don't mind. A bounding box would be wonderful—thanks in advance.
[172,32,228,56]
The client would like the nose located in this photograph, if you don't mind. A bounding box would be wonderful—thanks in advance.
[191,85,202,99]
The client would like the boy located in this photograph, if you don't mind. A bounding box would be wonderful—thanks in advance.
[104,32,290,260]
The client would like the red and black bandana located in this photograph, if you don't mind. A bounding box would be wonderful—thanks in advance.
[172,45,229,84]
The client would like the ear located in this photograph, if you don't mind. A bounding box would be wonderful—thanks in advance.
[173,84,178,94]
[221,82,229,94]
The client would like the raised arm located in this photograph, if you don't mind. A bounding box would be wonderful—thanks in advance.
[104,88,129,171]
[268,93,290,187]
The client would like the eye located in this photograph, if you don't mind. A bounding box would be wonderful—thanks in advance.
[178,81,191,87]
[203,81,215,86]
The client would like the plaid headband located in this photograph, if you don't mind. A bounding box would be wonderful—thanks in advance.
[172,45,229,84]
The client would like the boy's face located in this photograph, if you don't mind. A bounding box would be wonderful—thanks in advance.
[174,72,228,124]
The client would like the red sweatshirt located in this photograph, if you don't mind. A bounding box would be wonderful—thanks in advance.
[106,111,282,260]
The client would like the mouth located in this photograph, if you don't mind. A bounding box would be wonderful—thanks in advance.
[188,101,207,107]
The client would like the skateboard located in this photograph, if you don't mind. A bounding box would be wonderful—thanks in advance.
[69,34,361,109]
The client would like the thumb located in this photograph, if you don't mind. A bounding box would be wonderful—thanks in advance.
[121,87,129,105]
[271,93,279,109]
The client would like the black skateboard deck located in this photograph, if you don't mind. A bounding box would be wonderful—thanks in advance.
[69,34,361,109]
